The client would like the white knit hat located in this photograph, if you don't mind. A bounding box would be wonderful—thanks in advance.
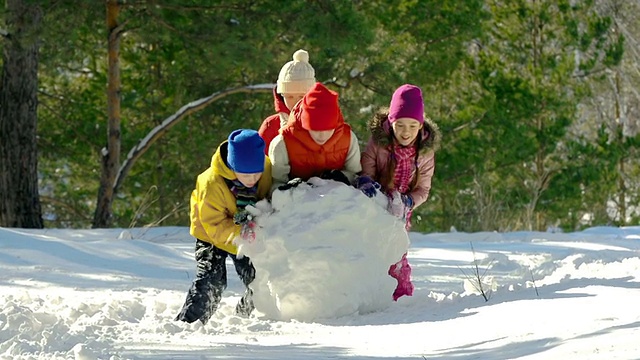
[276,49,316,94]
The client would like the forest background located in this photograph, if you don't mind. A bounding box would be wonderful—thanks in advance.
[1,0,638,233]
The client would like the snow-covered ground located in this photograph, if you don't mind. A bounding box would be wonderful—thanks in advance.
[1,181,640,359]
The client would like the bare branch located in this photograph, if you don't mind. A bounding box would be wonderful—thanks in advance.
[458,242,493,302]
[128,185,158,229]
[529,267,539,297]
[111,18,130,38]
[113,84,274,193]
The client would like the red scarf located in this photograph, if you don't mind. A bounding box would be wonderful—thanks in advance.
[391,144,416,194]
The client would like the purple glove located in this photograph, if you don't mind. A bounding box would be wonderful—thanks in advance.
[401,194,413,209]
[355,175,381,198]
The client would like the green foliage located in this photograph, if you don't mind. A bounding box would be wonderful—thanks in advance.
[35,0,382,228]
[4,0,633,231]
[419,0,628,232]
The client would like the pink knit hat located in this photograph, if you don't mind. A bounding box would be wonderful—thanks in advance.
[388,84,424,124]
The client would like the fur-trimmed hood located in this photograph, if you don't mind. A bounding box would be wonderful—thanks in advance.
[367,108,442,155]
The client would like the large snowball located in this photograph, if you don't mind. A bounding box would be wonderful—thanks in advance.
[236,178,409,321]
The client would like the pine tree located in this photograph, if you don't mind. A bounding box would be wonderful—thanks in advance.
[466,0,622,230]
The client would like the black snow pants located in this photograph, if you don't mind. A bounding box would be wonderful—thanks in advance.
[175,239,256,325]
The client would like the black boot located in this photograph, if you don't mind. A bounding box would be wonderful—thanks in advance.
[231,253,256,317]
[235,288,255,316]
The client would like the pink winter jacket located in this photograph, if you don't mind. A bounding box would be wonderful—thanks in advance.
[360,109,442,209]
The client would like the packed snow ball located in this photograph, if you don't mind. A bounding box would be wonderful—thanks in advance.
[235,178,409,321]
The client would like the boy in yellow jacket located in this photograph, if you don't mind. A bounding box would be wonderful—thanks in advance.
[175,129,272,324]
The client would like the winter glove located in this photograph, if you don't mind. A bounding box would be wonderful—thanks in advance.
[240,221,256,242]
[387,191,412,221]
[320,169,351,186]
[387,194,404,219]
[355,175,381,198]
[233,209,253,225]
[234,210,257,242]
[401,194,413,209]
[278,177,304,191]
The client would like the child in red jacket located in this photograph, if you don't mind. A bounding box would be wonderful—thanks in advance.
[358,84,441,301]
[258,49,316,154]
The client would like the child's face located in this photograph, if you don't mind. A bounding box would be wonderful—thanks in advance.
[282,93,305,111]
[235,172,263,188]
[391,118,422,146]
[308,129,335,145]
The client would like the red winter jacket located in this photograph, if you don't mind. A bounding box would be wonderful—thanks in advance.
[258,87,290,155]
[280,101,352,181]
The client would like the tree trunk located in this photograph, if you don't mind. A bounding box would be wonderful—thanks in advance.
[93,0,122,228]
[0,0,44,228]
[614,71,626,225]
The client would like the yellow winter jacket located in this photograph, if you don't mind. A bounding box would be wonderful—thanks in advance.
[189,141,272,254]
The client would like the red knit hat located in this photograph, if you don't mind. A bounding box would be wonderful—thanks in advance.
[300,83,340,131]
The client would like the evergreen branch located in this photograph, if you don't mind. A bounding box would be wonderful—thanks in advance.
[572,66,609,79]
[136,7,215,47]
[354,75,388,95]
[424,31,459,47]
[36,99,101,151]
[440,154,525,182]
[451,112,487,133]
[153,16,180,35]
[323,77,350,89]
[40,195,92,222]
[122,1,243,11]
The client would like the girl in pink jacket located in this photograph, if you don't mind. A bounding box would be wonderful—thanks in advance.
[358,84,441,301]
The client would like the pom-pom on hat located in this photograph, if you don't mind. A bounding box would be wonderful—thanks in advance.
[388,84,424,124]
[300,82,340,131]
[226,129,266,174]
[276,49,316,94]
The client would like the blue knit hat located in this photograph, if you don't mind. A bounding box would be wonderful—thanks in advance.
[226,129,266,173]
